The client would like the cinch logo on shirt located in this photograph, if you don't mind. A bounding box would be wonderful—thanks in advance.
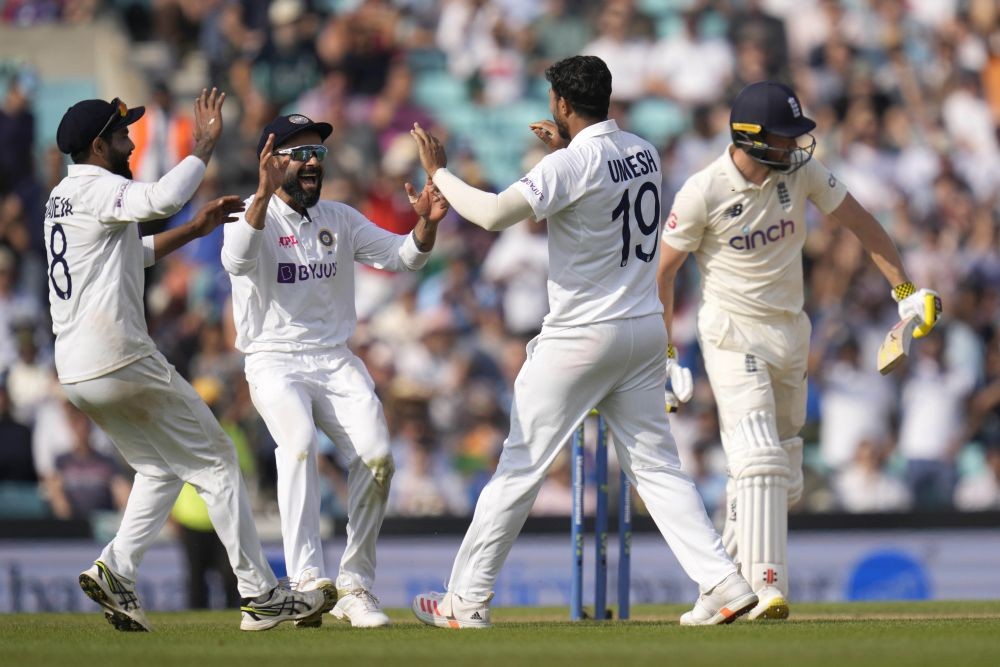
[278,235,298,248]
[728,219,795,251]
[277,262,337,284]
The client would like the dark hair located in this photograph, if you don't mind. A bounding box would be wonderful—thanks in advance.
[544,55,612,120]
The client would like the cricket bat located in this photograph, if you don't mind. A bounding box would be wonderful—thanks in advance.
[876,292,940,375]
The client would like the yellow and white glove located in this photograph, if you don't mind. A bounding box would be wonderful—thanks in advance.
[665,343,693,413]
[892,282,942,339]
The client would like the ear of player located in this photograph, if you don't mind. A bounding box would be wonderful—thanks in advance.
[877,286,943,375]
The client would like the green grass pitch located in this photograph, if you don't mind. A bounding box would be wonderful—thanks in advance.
[3,601,999,667]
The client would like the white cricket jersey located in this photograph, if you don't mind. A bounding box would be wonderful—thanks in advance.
[511,119,665,328]
[661,147,847,319]
[44,157,206,383]
[222,194,429,354]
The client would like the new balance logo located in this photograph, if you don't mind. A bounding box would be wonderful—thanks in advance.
[745,354,758,373]
[724,203,743,219]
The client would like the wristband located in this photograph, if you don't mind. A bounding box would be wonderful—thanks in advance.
[891,281,915,302]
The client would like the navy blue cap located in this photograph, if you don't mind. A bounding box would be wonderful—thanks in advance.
[257,113,333,157]
[56,98,145,155]
[730,81,815,138]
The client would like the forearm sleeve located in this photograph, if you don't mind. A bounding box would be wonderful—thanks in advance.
[141,234,156,268]
[432,168,534,231]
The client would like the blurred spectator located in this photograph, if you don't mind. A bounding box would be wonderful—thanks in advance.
[953,442,1000,511]
[128,81,194,184]
[4,324,56,426]
[582,1,651,104]
[481,220,548,336]
[252,0,320,110]
[43,402,130,520]
[897,329,976,509]
[0,375,34,482]
[833,438,912,513]
[646,7,734,108]
[0,246,42,371]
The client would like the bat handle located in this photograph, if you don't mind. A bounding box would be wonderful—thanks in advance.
[913,292,938,338]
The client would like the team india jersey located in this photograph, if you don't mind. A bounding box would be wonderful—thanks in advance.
[222,195,429,354]
[511,119,664,328]
[44,157,206,383]
[661,147,847,319]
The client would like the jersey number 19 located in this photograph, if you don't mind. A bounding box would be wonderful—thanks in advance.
[613,182,660,267]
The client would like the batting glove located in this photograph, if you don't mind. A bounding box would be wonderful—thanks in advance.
[892,282,942,339]
[665,343,694,410]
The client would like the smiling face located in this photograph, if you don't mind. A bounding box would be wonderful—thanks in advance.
[278,130,324,209]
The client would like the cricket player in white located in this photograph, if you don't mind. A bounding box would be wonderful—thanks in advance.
[657,81,942,619]
[47,91,327,632]
[222,114,448,628]
[409,55,757,628]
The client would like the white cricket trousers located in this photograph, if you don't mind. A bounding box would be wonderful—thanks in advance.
[245,347,392,593]
[62,351,277,598]
[447,314,737,602]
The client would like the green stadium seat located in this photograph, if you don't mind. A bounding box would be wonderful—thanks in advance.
[628,98,688,148]
[34,78,98,149]
[0,482,50,519]
[413,71,469,113]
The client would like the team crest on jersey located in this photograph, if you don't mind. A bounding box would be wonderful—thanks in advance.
[288,114,311,125]
[777,182,791,211]
[318,228,336,255]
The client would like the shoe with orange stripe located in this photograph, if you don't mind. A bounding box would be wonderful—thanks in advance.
[411,591,492,629]
[679,572,758,626]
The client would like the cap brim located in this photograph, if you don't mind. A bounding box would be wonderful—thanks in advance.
[111,106,145,132]
[769,116,816,137]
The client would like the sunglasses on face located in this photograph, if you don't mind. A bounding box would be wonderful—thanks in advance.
[98,98,128,138]
[274,144,328,162]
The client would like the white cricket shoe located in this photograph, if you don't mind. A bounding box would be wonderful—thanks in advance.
[292,573,337,628]
[331,589,391,627]
[747,585,790,620]
[680,572,758,626]
[79,561,152,632]
[411,591,492,629]
[240,585,327,631]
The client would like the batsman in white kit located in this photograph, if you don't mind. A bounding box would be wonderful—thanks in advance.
[657,81,942,619]
[46,91,328,632]
[221,114,448,627]
[409,55,757,628]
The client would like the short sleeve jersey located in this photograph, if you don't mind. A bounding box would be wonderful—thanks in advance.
[661,148,847,318]
[511,119,665,328]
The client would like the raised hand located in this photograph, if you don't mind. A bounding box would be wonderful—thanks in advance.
[529,120,566,151]
[409,122,448,177]
[257,133,289,196]
[405,177,449,224]
[192,87,226,163]
[189,195,245,237]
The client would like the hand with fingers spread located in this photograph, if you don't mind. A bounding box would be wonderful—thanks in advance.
[257,133,289,198]
[192,87,227,164]
[405,177,450,224]
[189,195,246,237]
[409,122,448,177]
[529,120,567,151]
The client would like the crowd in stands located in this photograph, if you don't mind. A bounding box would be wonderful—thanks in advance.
[1,0,999,529]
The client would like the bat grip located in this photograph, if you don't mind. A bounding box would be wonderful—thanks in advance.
[914,292,937,338]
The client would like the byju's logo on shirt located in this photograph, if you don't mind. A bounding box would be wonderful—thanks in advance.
[277,262,337,284]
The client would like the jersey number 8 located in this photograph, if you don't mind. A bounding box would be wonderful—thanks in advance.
[49,223,72,300]
[613,182,660,267]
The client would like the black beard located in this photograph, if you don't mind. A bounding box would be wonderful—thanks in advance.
[283,169,322,209]
[555,118,571,141]
[109,148,132,179]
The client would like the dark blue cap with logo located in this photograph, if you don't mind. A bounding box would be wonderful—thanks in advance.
[257,113,333,157]
[56,98,145,155]
[730,81,815,138]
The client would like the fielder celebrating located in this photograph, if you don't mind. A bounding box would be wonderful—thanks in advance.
[221,114,448,628]
[47,91,327,632]
[656,81,942,619]
[409,55,757,628]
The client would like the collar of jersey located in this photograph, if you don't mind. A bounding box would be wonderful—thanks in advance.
[271,193,313,224]
[568,119,619,148]
[67,164,115,177]
[721,145,769,193]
